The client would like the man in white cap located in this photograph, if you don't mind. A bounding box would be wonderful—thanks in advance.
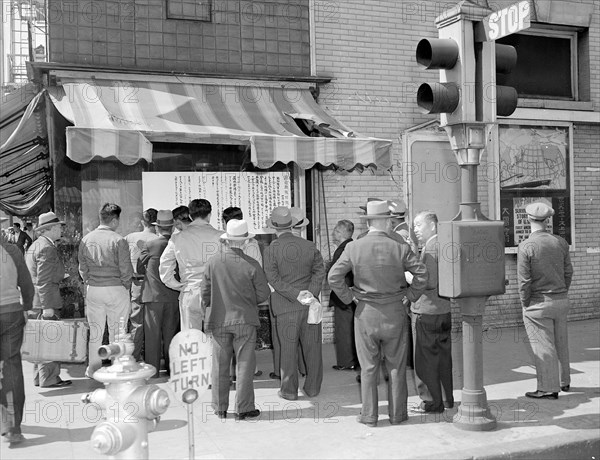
[263,206,326,401]
[328,201,427,427]
[518,201,573,400]
[201,219,270,420]
[25,211,72,388]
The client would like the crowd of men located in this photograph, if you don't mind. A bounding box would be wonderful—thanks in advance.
[0,197,573,443]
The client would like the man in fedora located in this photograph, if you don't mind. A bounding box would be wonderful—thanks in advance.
[11,222,32,255]
[201,219,270,420]
[137,210,180,378]
[125,208,159,361]
[389,199,418,254]
[328,200,427,427]
[160,199,222,331]
[25,211,72,388]
[518,201,573,400]
[263,206,326,400]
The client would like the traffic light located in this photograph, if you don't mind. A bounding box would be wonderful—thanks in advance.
[415,38,462,123]
[494,43,518,116]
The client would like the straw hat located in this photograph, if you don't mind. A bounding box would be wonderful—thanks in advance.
[36,211,65,232]
[358,201,394,219]
[152,210,174,227]
[220,219,255,241]
[290,207,309,227]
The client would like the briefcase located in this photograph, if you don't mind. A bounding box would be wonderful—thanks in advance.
[21,319,89,363]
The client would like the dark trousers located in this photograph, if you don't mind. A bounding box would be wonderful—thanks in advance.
[0,311,26,435]
[144,301,180,378]
[268,300,281,375]
[32,310,62,387]
[355,300,409,424]
[412,312,453,411]
[129,280,144,360]
[277,309,323,398]
[334,304,358,367]
[211,325,257,414]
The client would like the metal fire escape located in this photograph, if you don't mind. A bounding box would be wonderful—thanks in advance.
[4,0,47,89]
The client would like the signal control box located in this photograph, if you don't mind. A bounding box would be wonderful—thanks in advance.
[438,220,506,298]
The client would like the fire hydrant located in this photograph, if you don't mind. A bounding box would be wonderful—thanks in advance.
[82,322,170,459]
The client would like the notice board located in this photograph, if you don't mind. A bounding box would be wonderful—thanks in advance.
[142,171,292,231]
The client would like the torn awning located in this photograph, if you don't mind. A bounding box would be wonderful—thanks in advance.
[0,84,51,216]
[48,75,392,170]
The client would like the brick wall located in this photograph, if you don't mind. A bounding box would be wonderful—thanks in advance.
[47,0,310,76]
[314,0,600,337]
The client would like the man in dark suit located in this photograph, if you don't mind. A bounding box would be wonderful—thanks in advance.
[137,210,180,378]
[25,212,72,388]
[12,223,32,255]
[329,201,427,427]
[329,219,359,371]
[263,206,326,400]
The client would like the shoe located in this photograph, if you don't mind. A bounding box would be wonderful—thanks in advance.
[3,432,25,444]
[561,385,570,392]
[389,417,408,425]
[525,390,558,400]
[356,415,377,427]
[214,411,227,419]
[42,379,72,388]
[277,390,298,401]
[234,409,260,420]
[269,372,281,380]
[254,370,263,377]
[332,365,358,371]
[410,402,444,414]
[444,401,454,409]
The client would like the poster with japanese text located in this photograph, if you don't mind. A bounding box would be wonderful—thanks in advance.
[142,171,291,231]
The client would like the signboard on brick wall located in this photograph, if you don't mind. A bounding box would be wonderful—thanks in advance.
[142,171,292,231]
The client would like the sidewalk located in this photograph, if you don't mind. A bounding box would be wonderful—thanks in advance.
[2,319,599,460]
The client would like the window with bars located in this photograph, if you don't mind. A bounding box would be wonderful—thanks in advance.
[166,0,212,21]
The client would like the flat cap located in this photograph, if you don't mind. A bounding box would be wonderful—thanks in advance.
[526,202,554,221]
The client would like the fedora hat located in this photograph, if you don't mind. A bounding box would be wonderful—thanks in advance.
[290,206,309,228]
[358,197,384,212]
[153,210,174,227]
[36,211,64,232]
[358,200,394,219]
[389,199,407,217]
[526,202,554,221]
[220,219,255,241]
[266,206,299,230]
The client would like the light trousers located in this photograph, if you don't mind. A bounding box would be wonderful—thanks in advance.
[523,294,570,392]
[355,300,408,424]
[85,285,131,376]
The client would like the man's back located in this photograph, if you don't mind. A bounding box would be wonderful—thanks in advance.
[263,232,325,314]
[79,226,133,288]
[139,236,179,303]
[332,231,426,305]
[161,219,222,290]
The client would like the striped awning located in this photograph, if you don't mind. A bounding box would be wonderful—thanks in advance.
[0,84,52,216]
[48,74,392,170]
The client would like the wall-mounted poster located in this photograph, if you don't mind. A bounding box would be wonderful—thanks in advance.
[142,171,292,231]
[499,124,572,248]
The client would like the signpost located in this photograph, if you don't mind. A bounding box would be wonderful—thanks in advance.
[169,329,212,460]
[476,0,531,41]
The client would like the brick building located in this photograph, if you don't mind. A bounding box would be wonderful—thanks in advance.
[1,0,598,343]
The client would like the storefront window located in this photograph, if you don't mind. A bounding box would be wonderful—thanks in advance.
[498,123,572,247]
